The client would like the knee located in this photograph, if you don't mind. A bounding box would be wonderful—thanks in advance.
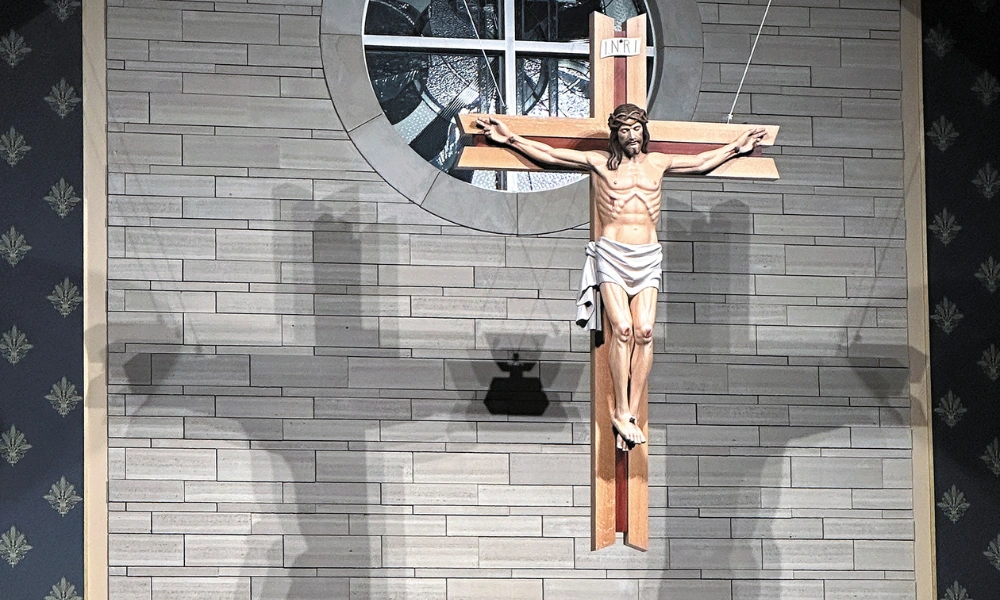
[612,320,632,343]
[634,323,654,345]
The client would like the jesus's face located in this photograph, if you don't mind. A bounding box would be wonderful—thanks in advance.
[616,120,644,157]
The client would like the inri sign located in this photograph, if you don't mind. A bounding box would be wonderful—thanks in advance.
[600,37,642,58]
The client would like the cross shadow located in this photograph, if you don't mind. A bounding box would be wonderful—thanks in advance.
[621,191,919,599]
[108,180,588,598]
[105,172,920,598]
[107,182,401,598]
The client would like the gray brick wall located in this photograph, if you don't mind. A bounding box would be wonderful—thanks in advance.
[105,0,914,598]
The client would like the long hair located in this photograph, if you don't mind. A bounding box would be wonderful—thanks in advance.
[606,103,650,171]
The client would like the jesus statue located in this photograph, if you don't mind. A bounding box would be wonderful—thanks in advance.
[477,103,767,450]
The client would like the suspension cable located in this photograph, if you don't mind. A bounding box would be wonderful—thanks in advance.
[460,0,507,112]
[726,0,773,123]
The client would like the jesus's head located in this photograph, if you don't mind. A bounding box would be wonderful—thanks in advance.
[607,103,650,170]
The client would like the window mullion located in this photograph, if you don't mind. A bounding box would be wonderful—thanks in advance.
[503,0,517,116]
[502,0,518,192]
[363,34,505,53]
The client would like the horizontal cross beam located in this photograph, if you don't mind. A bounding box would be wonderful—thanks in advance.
[456,114,779,146]
[455,114,780,179]
[456,147,779,178]
[465,135,766,156]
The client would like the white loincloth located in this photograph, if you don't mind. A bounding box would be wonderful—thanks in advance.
[576,237,663,331]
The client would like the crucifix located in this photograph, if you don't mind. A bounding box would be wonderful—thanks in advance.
[456,13,779,551]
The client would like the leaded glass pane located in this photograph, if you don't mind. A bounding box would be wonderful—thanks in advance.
[516,56,589,117]
[363,0,655,192]
[512,56,590,191]
[365,0,501,40]
[515,0,646,42]
[366,50,501,180]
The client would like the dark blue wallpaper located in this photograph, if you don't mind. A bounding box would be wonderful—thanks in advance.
[923,1,1000,597]
[0,0,84,597]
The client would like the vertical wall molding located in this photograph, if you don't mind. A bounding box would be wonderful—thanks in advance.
[901,1,937,598]
[82,0,108,597]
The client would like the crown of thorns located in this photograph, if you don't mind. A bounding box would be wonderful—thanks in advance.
[608,105,649,129]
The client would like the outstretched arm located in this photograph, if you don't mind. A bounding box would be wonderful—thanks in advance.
[663,127,767,174]
[476,116,597,171]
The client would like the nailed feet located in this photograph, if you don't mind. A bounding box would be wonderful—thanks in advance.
[611,412,646,450]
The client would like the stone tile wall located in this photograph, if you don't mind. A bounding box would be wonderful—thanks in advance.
[105,0,914,598]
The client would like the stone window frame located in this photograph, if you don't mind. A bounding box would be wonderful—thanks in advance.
[365,0,654,197]
[320,0,705,235]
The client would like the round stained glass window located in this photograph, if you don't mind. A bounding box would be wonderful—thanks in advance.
[363,0,654,193]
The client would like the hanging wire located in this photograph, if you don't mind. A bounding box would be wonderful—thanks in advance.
[459,0,507,112]
[726,0,773,123]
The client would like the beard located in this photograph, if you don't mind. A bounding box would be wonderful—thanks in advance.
[623,140,641,157]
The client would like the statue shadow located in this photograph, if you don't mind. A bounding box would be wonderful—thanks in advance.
[107,181,589,599]
[104,176,920,599]
[631,192,918,599]
[107,182,415,599]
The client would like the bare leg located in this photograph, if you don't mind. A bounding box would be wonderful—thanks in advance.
[628,287,657,429]
[600,282,645,446]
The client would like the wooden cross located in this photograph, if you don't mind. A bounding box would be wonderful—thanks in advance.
[456,13,779,552]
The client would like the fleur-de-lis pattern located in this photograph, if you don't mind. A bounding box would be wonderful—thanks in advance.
[0,126,31,166]
[934,390,968,427]
[44,577,82,600]
[0,30,31,67]
[982,439,1000,476]
[0,4,83,596]
[0,526,32,567]
[938,485,971,523]
[924,24,956,58]
[0,226,31,265]
[941,581,972,600]
[972,163,1000,199]
[44,78,81,118]
[929,208,961,245]
[47,277,82,317]
[971,71,1000,106]
[43,178,80,218]
[43,477,81,516]
[931,297,963,333]
[45,577,82,600]
[925,7,1000,598]
[1,425,32,465]
[0,325,33,364]
[977,345,1000,381]
[985,534,1000,571]
[927,115,960,151]
[45,377,81,416]
[975,256,1000,292]
[44,0,80,22]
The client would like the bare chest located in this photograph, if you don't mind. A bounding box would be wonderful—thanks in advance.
[597,160,663,195]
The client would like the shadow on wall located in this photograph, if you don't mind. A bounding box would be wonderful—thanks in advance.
[110,181,587,599]
[107,182,918,599]
[110,185,393,598]
[0,0,45,31]
[483,349,549,416]
[447,334,578,417]
[630,193,917,599]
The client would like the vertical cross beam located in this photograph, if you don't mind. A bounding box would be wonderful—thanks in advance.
[589,12,649,552]
[455,11,777,552]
